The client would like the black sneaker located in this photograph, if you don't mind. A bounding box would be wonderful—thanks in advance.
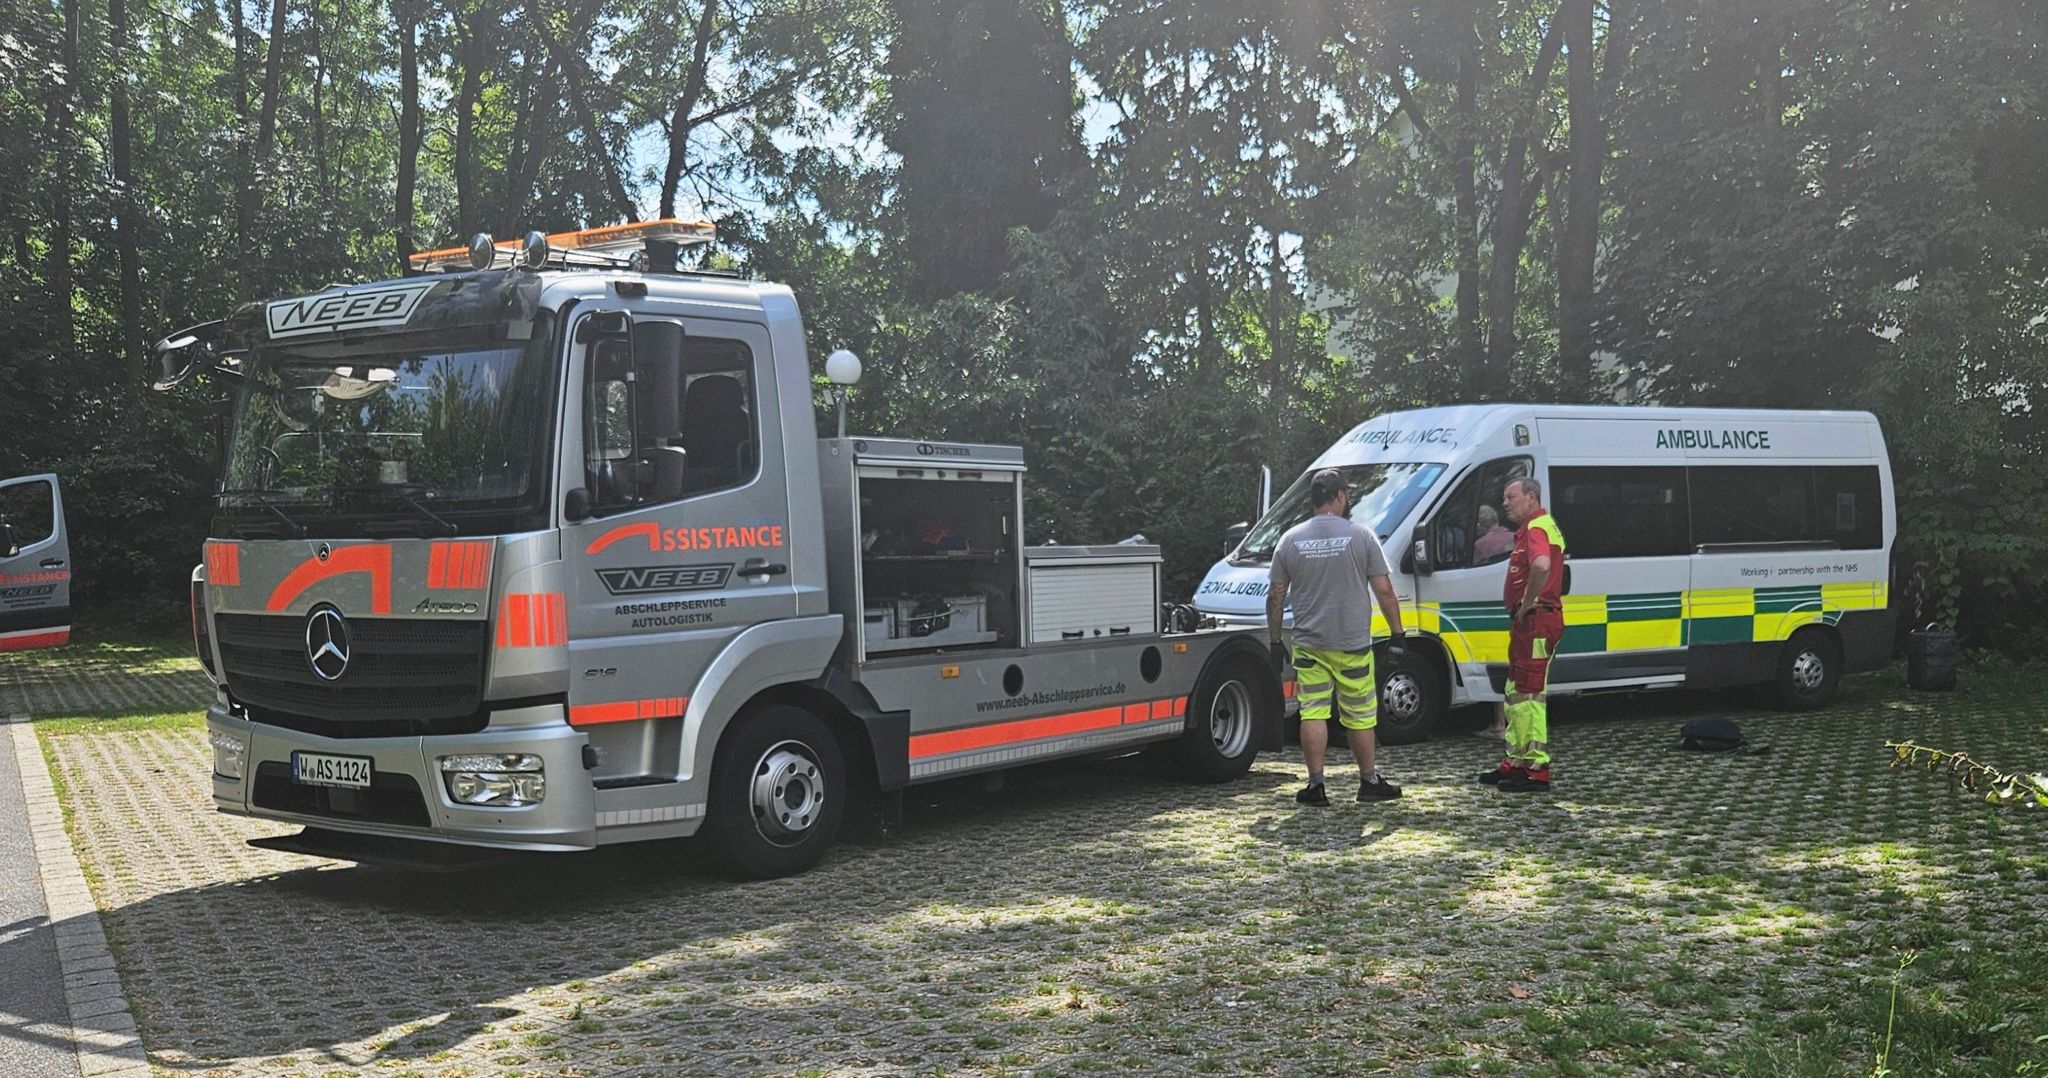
[1295,782,1331,806]
[1478,762,1520,786]
[1499,769,1551,793]
[1357,775,1402,801]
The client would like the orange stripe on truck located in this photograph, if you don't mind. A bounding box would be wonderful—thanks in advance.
[204,542,241,586]
[496,593,567,648]
[570,697,688,727]
[909,696,1189,760]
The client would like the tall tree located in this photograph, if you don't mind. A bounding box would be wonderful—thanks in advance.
[110,0,143,376]
[885,0,1081,297]
[395,3,421,260]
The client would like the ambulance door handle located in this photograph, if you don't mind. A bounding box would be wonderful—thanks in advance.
[740,558,787,577]
[40,558,65,569]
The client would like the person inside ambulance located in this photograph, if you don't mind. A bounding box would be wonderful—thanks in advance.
[1472,503,1514,563]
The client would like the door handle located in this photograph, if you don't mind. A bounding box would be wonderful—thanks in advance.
[739,558,788,577]
[39,558,65,569]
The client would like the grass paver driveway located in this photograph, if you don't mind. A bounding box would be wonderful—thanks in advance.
[34,664,2048,1076]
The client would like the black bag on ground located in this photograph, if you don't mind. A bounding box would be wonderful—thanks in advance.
[1678,715,1769,754]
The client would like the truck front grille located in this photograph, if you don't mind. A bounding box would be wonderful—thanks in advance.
[216,614,488,738]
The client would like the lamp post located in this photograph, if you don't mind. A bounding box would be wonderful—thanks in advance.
[826,348,862,438]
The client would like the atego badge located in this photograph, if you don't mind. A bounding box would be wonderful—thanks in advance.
[304,605,353,681]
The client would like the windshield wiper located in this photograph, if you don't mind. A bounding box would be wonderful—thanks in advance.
[335,483,459,537]
[214,488,308,538]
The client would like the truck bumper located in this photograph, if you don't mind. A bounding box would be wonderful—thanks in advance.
[207,706,598,852]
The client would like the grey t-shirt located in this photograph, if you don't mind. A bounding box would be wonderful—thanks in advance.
[1268,513,1391,652]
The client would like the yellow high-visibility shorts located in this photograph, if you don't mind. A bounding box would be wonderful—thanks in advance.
[1292,646,1376,731]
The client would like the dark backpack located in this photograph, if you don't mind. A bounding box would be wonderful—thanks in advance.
[1678,715,1768,754]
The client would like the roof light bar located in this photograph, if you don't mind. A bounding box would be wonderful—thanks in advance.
[407,218,717,273]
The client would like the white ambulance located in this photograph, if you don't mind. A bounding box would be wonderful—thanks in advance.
[1194,405,1895,742]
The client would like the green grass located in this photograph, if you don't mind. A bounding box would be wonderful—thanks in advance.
[35,710,204,736]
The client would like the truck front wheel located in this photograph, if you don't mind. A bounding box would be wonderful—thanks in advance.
[703,705,847,879]
[1170,657,1268,783]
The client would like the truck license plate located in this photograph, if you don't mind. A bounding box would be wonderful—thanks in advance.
[291,751,372,789]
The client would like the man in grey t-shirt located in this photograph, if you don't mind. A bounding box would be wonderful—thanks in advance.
[1266,469,1408,804]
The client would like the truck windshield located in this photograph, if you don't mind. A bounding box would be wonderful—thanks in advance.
[216,325,557,538]
[1234,462,1446,563]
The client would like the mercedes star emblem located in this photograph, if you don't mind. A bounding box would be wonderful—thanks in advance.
[304,606,352,681]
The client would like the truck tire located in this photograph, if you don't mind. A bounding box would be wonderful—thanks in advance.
[1171,657,1267,783]
[703,705,847,880]
[1375,645,1445,746]
[1771,629,1841,711]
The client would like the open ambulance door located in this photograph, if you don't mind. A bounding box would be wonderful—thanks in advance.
[0,473,73,651]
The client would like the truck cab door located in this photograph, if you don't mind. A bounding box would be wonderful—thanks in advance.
[0,473,73,651]
[560,313,794,783]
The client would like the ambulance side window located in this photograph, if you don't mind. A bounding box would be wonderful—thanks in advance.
[1429,457,1530,571]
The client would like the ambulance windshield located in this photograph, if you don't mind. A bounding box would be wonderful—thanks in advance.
[215,318,557,538]
[1234,463,1446,563]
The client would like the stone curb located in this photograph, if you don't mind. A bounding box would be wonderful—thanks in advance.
[9,717,152,1078]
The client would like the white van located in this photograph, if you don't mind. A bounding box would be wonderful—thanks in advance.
[1193,405,1895,742]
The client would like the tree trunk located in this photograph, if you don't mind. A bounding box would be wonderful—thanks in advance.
[231,0,248,295]
[396,8,420,261]
[1479,17,1564,397]
[540,1,635,224]
[453,7,484,236]
[659,0,721,218]
[235,0,289,294]
[1557,0,1600,391]
[111,0,143,380]
[1451,34,1483,396]
[47,0,80,356]
[312,0,329,199]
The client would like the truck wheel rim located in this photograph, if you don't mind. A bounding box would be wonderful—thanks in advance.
[1382,673,1422,723]
[1792,649,1826,692]
[749,741,824,846]
[1210,680,1252,757]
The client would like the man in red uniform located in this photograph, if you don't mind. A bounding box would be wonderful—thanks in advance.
[1478,477,1566,792]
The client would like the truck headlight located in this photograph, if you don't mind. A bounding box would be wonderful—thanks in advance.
[437,754,545,806]
[210,729,246,780]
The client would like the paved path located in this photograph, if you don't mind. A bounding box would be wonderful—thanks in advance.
[0,719,78,1078]
[0,642,199,1078]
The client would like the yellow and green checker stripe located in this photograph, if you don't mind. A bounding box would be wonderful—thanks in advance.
[1367,581,1887,665]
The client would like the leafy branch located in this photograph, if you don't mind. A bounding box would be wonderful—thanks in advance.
[1886,741,2048,808]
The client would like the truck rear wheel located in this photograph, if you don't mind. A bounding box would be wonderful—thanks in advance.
[1170,657,1267,783]
[703,705,847,879]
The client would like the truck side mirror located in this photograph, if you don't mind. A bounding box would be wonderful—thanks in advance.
[631,319,687,502]
[1222,521,1249,555]
[563,487,592,523]
[1,520,17,559]
[149,320,230,390]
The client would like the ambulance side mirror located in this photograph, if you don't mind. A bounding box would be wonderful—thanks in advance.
[1409,538,1433,576]
[1222,521,1249,556]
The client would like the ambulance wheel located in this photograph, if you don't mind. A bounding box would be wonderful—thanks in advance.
[1771,629,1841,711]
[1172,657,1266,783]
[704,706,847,880]
[1375,646,1444,746]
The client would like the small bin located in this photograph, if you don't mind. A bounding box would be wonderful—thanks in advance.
[1907,624,1958,691]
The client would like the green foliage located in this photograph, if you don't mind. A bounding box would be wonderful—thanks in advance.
[1887,740,2048,809]
[5,0,2047,640]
